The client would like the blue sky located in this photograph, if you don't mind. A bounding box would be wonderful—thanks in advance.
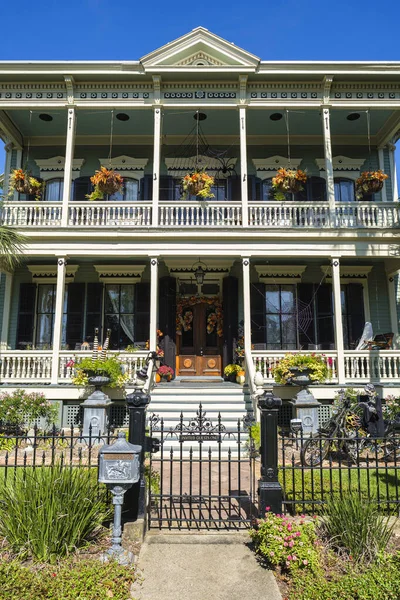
[0,0,399,187]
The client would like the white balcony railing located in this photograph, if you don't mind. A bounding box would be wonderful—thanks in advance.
[251,350,400,384]
[0,351,149,384]
[2,201,400,229]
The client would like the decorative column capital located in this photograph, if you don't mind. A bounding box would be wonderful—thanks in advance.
[331,259,340,268]
[150,258,158,266]
[242,258,250,267]
[57,258,67,267]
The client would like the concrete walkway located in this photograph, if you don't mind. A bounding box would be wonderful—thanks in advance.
[132,531,282,600]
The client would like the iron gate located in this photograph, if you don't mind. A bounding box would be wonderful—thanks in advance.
[147,404,257,530]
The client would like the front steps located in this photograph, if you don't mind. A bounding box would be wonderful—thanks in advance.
[148,378,253,456]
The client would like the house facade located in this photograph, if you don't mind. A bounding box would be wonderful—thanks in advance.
[1,27,400,426]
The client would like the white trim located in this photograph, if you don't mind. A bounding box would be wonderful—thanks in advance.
[94,264,146,284]
[51,258,67,383]
[35,156,84,181]
[152,108,161,227]
[28,264,78,283]
[98,155,148,181]
[165,154,237,178]
[252,155,302,180]
[239,107,248,226]
[255,264,307,283]
[316,154,365,182]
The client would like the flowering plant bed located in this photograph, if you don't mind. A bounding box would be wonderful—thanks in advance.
[356,170,388,199]
[9,169,43,200]
[272,353,328,384]
[0,390,57,433]
[87,166,124,200]
[272,167,307,200]
[181,170,215,199]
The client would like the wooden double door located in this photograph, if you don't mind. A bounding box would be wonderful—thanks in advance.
[177,303,221,376]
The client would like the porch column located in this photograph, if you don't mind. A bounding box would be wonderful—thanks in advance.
[3,142,13,196]
[322,108,336,220]
[388,143,399,202]
[242,257,252,360]
[51,258,67,384]
[61,107,76,227]
[387,272,399,345]
[0,272,13,350]
[152,108,162,227]
[378,147,387,202]
[149,257,159,352]
[239,107,249,226]
[331,257,345,384]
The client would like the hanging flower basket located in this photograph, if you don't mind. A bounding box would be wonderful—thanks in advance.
[356,170,388,200]
[271,168,307,201]
[9,169,43,200]
[87,166,124,201]
[182,170,215,200]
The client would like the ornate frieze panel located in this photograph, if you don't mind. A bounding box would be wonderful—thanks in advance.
[255,265,307,283]
[315,156,365,181]
[248,82,321,101]
[74,84,152,101]
[97,156,148,180]
[252,156,302,180]
[321,265,372,279]
[0,83,66,101]
[165,154,237,177]
[94,265,146,284]
[34,156,84,181]
[162,82,237,100]
[330,83,400,101]
[28,264,79,283]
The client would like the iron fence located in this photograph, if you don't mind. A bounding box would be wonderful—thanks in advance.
[280,431,400,515]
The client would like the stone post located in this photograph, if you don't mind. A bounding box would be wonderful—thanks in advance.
[258,390,283,515]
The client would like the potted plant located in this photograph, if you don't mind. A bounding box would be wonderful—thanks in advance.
[224,363,242,382]
[356,170,388,200]
[70,355,128,389]
[236,369,246,384]
[272,353,328,385]
[181,169,215,200]
[87,166,124,201]
[271,167,307,201]
[9,169,43,200]
[157,365,174,382]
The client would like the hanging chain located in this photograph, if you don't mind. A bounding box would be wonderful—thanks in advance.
[285,109,291,166]
[108,109,114,168]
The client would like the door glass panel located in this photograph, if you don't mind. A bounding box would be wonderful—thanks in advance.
[180,307,194,348]
[266,314,281,349]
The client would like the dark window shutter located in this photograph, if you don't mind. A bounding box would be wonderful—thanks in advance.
[223,276,238,364]
[228,176,241,201]
[66,283,85,350]
[135,282,150,343]
[159,176,173,201]
[311,176,327,202]
[251,282,265,345]
[140,174,153,201]
[85,283,103,344]
[73,176,92,201]
[316,284,334,348]
[16,283,36,348]
[297,283,315,348]
[346,284,365,348]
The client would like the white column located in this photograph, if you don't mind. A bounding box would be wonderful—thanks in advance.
[387,273,399,345]
[51,258,67,384]
[378,147,387,202]
[149,258,159,351]
[0,272,13,350]
[322,108,336,218]
[3,142,13,198]
[389,144,399,202]
[239,107,248,226]
[331,258,345,384]
[61,108,76,227]
[242,257,252,358]
[152,108,162,227]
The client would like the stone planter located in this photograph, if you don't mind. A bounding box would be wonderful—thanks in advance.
[287,367,313,386]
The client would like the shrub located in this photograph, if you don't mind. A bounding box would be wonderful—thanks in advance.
[0,558,136,600]
[0,390,58,431]
[0,466,110,562]
[224,363,241,377]
[320,494,395,564]
[250,510,320,572]
[290,552,400,600]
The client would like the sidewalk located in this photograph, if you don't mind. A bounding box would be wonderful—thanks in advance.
[132,531,282,600]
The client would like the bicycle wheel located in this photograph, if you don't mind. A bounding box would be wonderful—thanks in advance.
[300,433,330,466]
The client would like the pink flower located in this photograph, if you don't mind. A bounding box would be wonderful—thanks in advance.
[269,551,275,557]
[265,506,271,512]
[300,514,305,518]
[66,360,75,368]
[296,532,301,537]
[287,555,292,561]
[302,560,308,566]
[292,555,297,561]
[289,541,294,548]
[285,561,290,567]
[284,542,288,547]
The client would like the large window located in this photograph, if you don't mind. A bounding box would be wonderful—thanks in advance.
[108,178,139,201]
[259,176,327,202]
[44,178,64,202]
[35,284,67,349]
[265,284,297,350]
[104,284,135,349]
[341,285,365,349]
[334,178,355,202]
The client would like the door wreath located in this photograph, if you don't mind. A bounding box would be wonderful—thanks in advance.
[176,296,223,337]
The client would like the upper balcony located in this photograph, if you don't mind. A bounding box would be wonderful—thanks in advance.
[1,106,399,234]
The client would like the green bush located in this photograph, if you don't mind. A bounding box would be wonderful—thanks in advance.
[0,466,110,562]
[250,511,320,573]
[320,494,394,564]
[0,558,136,600]
[290,553,400,600]
[0,390,58,430]
[72,355,128,389]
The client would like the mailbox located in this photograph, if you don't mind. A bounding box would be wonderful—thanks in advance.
[99,431,141,486]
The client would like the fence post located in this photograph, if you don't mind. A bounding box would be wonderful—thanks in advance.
[258,390,283,515]
[125,389,150,521]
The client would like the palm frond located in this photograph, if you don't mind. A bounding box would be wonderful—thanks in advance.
[0,224,27,271]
